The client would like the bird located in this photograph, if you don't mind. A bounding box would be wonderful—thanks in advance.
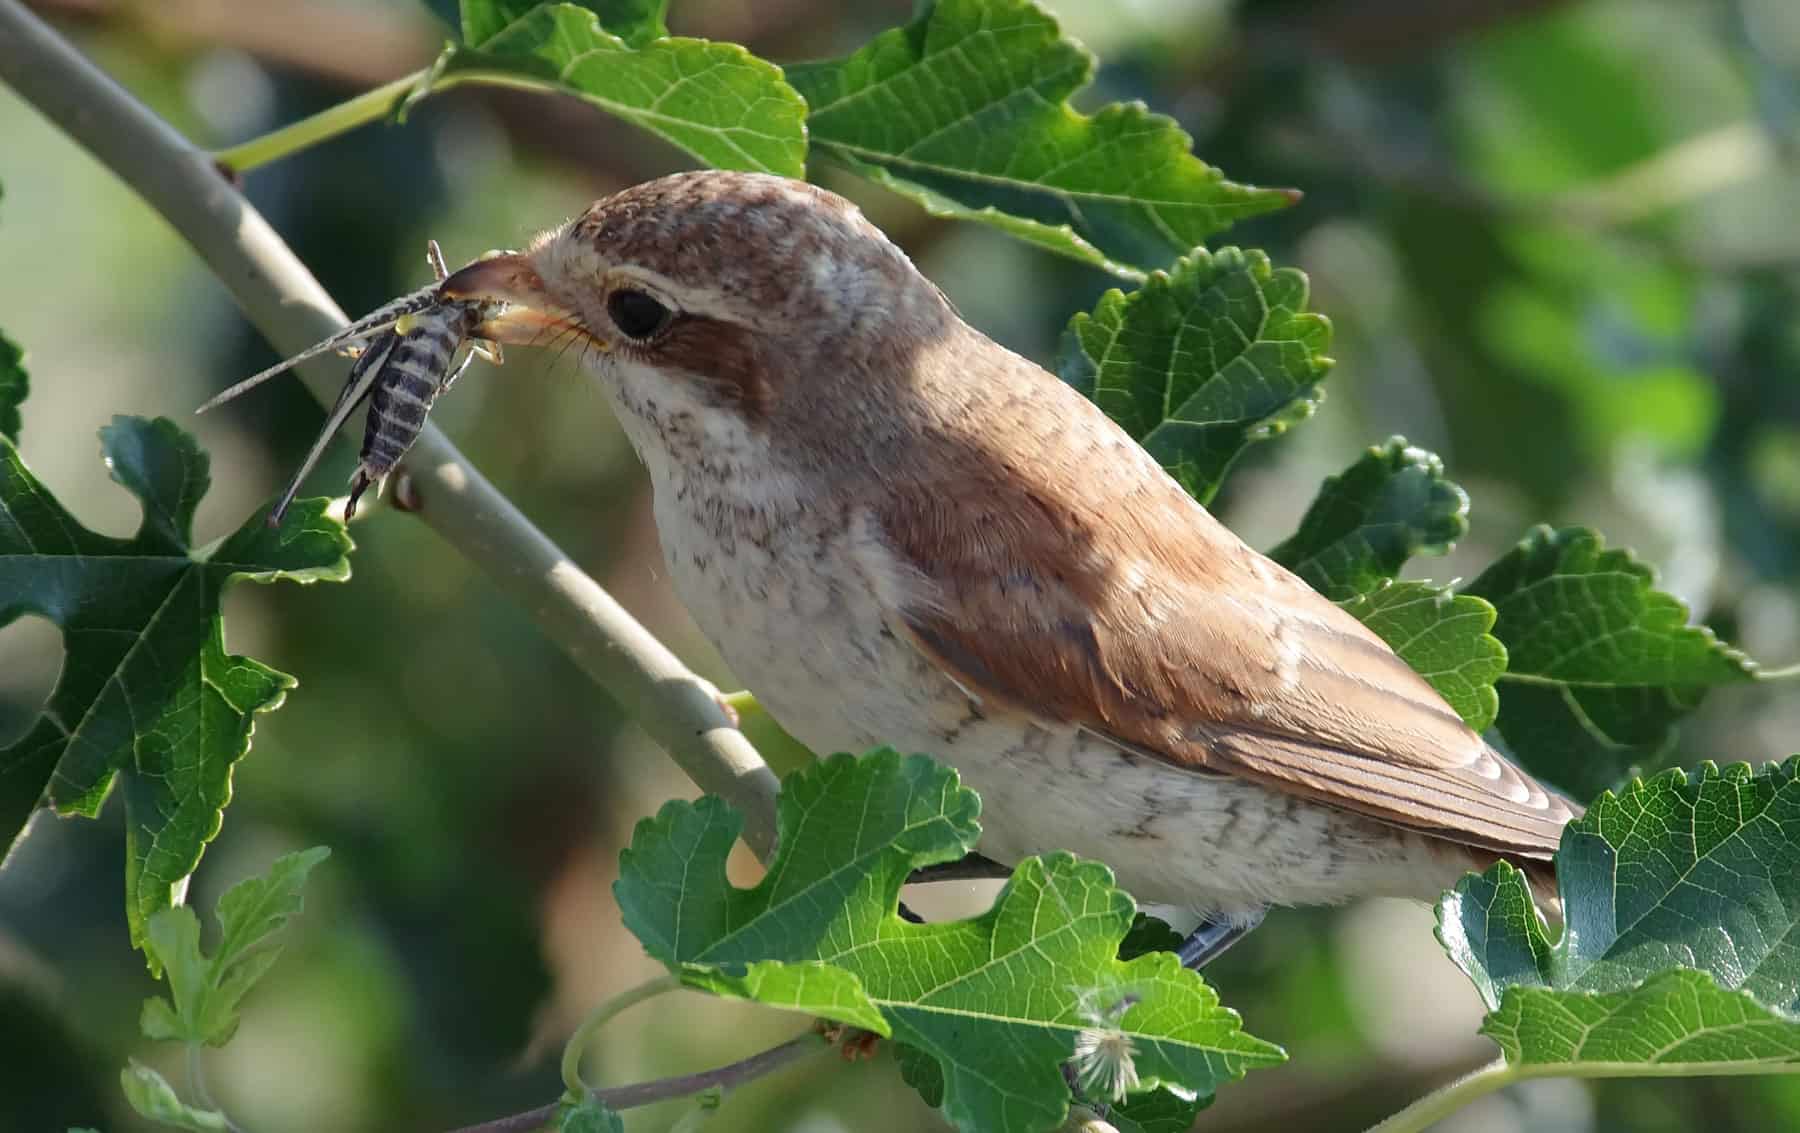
[439,170,1578,966]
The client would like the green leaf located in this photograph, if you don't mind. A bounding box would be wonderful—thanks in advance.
[615,750,1283,1133]
[1109,1089,1210,1133]
[1487,969,1800,1067]
[140,906,209,1042]
[675,959,888,1035]
[1269,439,1470,603]
[1443,759,1800,1008]
[0,408,349,948]
[555,1097,625,1133]
[725,691,817,778]
[1341,582,1506,734]
[1057,247,1333,505]
[0,332,23,444]
[1439,758,1800,1071]
[460,0,667,48]
[140,847,330,1045]
[1117,913,1184,962]
[1263,440,1504,730]
[786,0,1293,277]
[1464,526,1757,799]
[119,1061,227,1132]
[424,4,806,177]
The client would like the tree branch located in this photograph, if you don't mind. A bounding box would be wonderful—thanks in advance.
[450,1033,828,1133]
[0,0,781,858]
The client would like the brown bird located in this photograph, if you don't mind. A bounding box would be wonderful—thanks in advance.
[442,171,1577,965]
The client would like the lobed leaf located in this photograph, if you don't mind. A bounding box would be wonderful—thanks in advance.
[1058,247,1333,505]
[1265,440,1504,729]
[1270,439,1469,603]
[675,959,887,1035]
[1341,582,1506,733]
[140,847,330,1046]
[424,3,807,177]
[787,0,1293,277]
[1488,970,1800,1067]
[120,1061,228,1132]
[0,400,349,949]
[1465,526,1757,799]
[460,0,666,48]
[1439,758,1800,1073]
[615,750,1283,1133]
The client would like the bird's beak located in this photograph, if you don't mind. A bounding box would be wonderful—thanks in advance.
[439,252,605,351]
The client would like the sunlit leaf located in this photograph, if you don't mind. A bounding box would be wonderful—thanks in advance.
[139,847,330,1045]
[424,3,806,176]
[788,0,1293,277]
[1271,439,1469,602]
[120,1061,227,1132]
[1465,526,1757,798]
[1439,759,1800,1072]
[1059,247,1332,504]
[459,0,666,47]
[0,387,349,948]
[615,751,1283,1133]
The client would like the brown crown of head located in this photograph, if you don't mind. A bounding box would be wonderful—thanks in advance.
[444,171,961,420]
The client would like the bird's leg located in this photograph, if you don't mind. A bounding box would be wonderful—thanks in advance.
[1176,906,1266,969]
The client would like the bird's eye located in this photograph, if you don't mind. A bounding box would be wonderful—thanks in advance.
[607,288,672,340]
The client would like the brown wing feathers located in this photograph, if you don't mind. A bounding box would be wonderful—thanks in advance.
[876,373,1577,862]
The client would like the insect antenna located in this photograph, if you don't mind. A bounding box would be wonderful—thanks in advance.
[196,283,442,414]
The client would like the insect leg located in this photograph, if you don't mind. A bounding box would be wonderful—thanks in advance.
[267,332,396,527]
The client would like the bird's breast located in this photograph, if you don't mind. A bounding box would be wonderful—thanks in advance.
[647,470,1474,917]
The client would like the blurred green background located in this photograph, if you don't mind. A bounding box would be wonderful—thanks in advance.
[4,0,1800,1129]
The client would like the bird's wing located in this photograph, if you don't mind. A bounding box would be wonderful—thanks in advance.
[864,392,1575,858]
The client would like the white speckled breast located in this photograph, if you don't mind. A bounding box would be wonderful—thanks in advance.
[636,426,1474,921]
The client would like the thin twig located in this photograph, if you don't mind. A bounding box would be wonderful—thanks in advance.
[561,973,681,1094]
[451,1033,828,1133]
[0,0,782,858]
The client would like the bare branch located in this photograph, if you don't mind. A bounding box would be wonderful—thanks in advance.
[450,1034,827,1133]
[0,0,781,858]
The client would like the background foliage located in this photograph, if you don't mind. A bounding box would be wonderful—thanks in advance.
[4,0,1800,1130]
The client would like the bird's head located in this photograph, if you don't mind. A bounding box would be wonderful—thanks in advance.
[439,171,960,478]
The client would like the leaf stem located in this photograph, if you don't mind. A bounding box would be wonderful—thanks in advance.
[186,1043,243,1133]
[213,70,423,174]
[561,973,682,1094]
[1368,1056,1800,1133]
[0,0,782,860]
[454,1033,828,1133]
[1363,1057,1516,1133]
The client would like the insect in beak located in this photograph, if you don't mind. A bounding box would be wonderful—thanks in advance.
[438,253,607,353]
[199,241,511,527]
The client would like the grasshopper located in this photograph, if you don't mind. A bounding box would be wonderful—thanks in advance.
[199,242,504,526]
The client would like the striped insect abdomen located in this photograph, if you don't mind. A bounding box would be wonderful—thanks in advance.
[346,308,469,517]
